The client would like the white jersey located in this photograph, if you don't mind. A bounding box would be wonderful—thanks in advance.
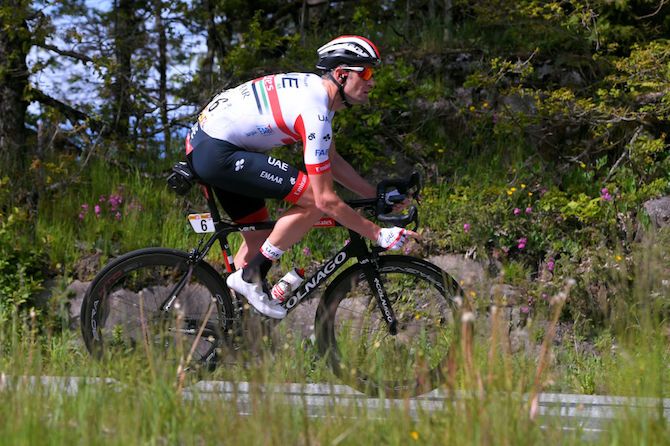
[196,73,335,175]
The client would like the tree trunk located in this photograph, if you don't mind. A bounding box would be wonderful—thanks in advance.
[0,1,30,181]
[111,0,138,145]
[155,0,171,151]
[444,0,453,41]
[199,0,228,102]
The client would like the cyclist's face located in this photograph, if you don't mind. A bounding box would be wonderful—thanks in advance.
[340,66,375,104]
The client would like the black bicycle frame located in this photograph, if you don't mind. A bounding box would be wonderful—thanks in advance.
[183,183,399,334]
[282,229,398,334]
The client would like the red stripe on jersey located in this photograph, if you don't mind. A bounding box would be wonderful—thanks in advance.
[284,171,309,204]
[264,76,301,142]
[185,134,194,155]
[306,160,331,175]
[234,207,270,224]
[294,115,306,142]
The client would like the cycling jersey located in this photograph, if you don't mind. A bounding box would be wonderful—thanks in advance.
[186,72,333,223]
[188,72,335,175]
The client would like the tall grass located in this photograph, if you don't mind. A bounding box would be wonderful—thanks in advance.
[3,248,670,445]
[14,159,670,444]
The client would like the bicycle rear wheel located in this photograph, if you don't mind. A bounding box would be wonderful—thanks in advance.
[81,248,234,372]
[315,256,463,397]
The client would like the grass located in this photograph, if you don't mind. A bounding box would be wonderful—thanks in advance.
[4,159,668,443]
[2,292,670,445]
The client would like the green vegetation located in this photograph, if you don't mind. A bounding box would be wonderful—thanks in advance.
[2,0,670,443]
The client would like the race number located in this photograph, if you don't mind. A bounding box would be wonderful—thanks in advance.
[188,213,215,233]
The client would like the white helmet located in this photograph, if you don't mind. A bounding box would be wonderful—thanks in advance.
[316,35,381,70]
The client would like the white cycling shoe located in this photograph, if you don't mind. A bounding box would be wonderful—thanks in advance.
[226,269,287,319]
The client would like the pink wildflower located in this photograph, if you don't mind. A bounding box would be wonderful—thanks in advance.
[520,305,530,314]
[546,258,555,272]
[513,208,521,215]
[115,211,122,221]
[99,195,106,203]
[463,223,470,233]
[600,187,613,201]
[302,247,311,257]
[108,194,123,211]
[517,237,527,250]
[525,207,532,214]
[81,203,89,211]
[94,205,101,217]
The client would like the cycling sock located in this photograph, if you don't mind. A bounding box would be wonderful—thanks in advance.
[260,240,285,261]
[242,240,284,283]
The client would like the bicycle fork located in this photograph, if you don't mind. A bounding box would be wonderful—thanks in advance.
[360,258,398,335]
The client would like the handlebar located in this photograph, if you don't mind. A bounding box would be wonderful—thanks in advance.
[346,171,422,230]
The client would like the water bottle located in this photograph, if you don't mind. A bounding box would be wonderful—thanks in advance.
[271,268,305,302]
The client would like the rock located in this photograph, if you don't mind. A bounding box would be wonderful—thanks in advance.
[428,254,487,287]
[643,196,670,228]
[283,297,319,339]
[66,280,90,329]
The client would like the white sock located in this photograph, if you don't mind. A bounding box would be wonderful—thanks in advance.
[260,240,285,261]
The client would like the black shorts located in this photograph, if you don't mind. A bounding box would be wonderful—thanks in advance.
[187,124,309,223]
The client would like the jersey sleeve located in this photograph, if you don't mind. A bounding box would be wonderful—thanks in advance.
[293,110,333,175]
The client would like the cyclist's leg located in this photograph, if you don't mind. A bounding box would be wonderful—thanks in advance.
[189,131,319,267]
[267,184,322,249]
[212,188,271,268]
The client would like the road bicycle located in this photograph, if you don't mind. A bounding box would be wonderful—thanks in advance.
[80,165,464,396]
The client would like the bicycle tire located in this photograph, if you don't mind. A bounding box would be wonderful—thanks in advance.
[315,256,463,397]
[81,248,234,371]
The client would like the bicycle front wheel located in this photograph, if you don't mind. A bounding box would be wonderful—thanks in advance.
[315,256,463,397]
[81,248,234,372]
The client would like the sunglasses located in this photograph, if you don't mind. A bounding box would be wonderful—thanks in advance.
[342,66,374,81]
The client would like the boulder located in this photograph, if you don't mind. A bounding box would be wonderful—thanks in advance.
[643,196,670,228]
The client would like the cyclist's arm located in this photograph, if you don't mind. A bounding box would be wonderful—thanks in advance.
[329,142,376,198]
[310,171,380,241]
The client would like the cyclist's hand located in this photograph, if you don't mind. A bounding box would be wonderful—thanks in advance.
[376,226,418,250]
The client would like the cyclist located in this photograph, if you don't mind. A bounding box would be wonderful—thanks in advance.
[186,35,417,319]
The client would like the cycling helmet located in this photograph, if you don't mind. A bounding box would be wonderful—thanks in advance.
[316,35,381,71]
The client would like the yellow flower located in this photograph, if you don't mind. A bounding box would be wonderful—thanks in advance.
[580,162,586,168]
[521,183,526,189]
[469,105,476,112]
[510,187,517,192]
[410,431,420,441]
[469,290,477,298]
[615,255,623,262]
